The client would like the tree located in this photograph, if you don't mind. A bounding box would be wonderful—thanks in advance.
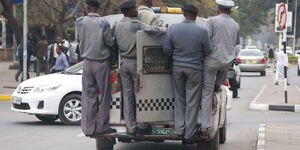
[0,0,22,44]
[34,0,82,37]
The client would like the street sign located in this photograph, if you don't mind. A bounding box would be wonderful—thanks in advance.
[275,3,288,32]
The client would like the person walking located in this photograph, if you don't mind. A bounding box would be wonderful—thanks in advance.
[267,45,275,64]
[137,0,160,26]
[114,0,165,136]
[15,34,34,81]
[163,5,211,142]
[77,0,116,142]
[50,46,69,73]
[36,35,49,76]
[200,0,240,137]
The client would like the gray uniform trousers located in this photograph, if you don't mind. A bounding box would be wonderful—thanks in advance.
[81,59,111,136]
[120,58,148,133]
[201,66,227,129]
[172,65,202,139]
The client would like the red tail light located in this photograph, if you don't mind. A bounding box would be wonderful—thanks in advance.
[260,58,266,64]
[224,80,230,87]
[236,58,242,63]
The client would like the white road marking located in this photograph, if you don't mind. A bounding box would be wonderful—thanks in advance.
[252,84,268,103]
[295,86,300,93]
[256,124,266,150]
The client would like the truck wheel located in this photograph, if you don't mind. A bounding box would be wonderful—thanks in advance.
[59,94,82,125]
[35,115,58,122]
[96,138,115,150]
[237,77,241,88]
[197,130,220,150]
[260,71,266,76]
[219,116,227,144]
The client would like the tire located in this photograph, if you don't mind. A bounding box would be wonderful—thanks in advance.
[298,65,300,76]
[35,114,58,123]
[260,71,266,76]
[59,94,82,125]
[197,130,220,150]
[237,77,241,88]
[219,115,227,144]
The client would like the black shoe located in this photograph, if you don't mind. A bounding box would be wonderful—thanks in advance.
[95,128,117,135]
[136,127,152,135]
[233,96,240,99]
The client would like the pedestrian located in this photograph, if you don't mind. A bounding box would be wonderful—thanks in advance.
[50,45,69,73]
[163,4,211,142]
[15,34,34,82]
[77,0,116,144]
[137,0,160,26]
[114,0,165,136]
[228,60,239,98]
[275,50,289,85]
[36,35,49,76]
[201,0,240,138]
[267,45,275,64]
[50,36,71,66]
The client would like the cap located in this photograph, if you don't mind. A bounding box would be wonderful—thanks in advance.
[182,4,199,15]
[119,0,136,10]
[85,0,100,7]
[216,0,235,8]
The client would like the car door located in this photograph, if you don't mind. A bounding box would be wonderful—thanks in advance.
[136,31,175,123]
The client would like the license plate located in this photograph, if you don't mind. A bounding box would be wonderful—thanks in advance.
[248,59,254,64]
[12,97,22,105]
[152,128,173,135]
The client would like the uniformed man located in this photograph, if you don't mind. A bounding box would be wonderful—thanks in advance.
[163,5,211,141]
[137,0,160,26]
[200,0,240,137]
[77,0,116,138]
[114,0,165,136]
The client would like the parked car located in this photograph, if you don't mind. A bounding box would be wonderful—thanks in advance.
[237,49,267,76]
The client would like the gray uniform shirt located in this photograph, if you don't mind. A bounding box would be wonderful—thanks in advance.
[114,17,165,59]
[76,13,114,61]
[204,14,240,68]
[163,19,211,70]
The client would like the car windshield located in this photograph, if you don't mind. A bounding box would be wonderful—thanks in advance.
[239,50,263,56]
[62,62,83,75]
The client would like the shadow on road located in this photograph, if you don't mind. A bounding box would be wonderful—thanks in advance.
[115,142,197,150]
[12,121,66,126]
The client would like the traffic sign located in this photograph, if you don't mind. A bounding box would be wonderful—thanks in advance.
[275,3,288,32]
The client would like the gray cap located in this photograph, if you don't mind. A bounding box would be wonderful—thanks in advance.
[216,0,235,8]
[85,0,100,7]
[119,0,136,10]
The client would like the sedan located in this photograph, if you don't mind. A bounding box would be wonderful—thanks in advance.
[237,49,267,76]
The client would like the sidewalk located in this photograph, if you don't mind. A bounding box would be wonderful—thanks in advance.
[250,83,300,112]
[0,61,36,100]
[256,124,300,150]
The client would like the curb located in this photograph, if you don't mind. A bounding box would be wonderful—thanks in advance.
[256,124,266,150]
[0,95,12,101]
[250,102,300,112]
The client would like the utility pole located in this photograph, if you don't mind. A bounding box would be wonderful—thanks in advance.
[293,0,298,52]
[22,0,28,81]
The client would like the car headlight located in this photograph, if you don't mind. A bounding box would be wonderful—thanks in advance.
[33,84,61,93]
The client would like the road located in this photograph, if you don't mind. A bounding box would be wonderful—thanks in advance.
[1,66,300,150]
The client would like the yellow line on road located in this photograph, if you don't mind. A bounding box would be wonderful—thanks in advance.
[0,95,12,101]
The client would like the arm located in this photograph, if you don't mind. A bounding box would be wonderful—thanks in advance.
[201,29,212,57]
[162,27,174,57]
[63,55,69,69]
[101,19,115,48]
[235,26,241,57]
[205,18,213,41]
[134,21,166,36]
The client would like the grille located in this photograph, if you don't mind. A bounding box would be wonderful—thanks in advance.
[143,46,172,74]
[17,86,34,94]
[13,103,30,110]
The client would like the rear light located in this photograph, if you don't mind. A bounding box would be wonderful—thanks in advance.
[260,58,266,64]
[236,58,242,63]
[224,80,230,87]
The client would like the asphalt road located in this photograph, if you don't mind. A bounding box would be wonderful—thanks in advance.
[1,66,300,150]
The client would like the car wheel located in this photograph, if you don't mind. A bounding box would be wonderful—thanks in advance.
[35,114,58,122]
[298,65,300,76]
[197,130,220,150]
[260,71,266,76]
[237,77,241,88]
[59,94,82,125]
[219,115,227,144]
